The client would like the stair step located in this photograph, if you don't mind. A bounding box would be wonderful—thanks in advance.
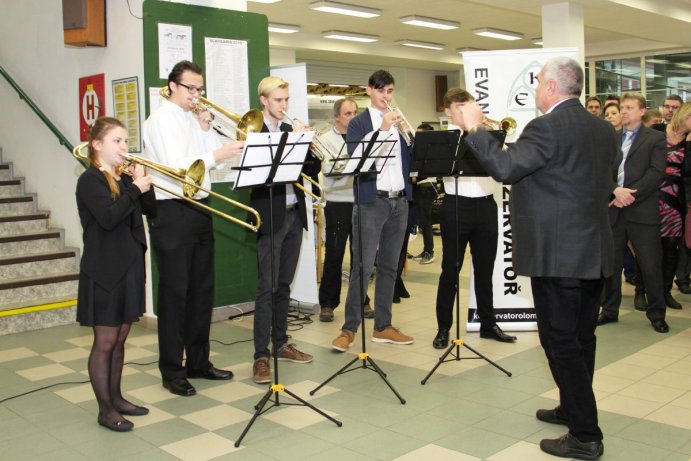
[0,230,63,257]
[0,249,78,279]
[0,212,50,237]
[0,179,22,198]
[0,271,79,306]
[0,164,11,181]
[0,195,36,216]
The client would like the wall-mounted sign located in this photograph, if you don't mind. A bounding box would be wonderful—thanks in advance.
[79,73,105,141]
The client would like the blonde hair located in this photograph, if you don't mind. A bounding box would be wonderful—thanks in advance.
[669,102,691,133]
[88,117,126,199]
[258,76,289,100]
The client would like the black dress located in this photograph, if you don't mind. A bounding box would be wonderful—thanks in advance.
[75,167,156,326]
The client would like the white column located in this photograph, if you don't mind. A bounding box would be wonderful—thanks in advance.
[542,2,585,100]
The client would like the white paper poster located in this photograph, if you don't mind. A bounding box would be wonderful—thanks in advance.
[205,37,250,114]
[463,47,579,332]
[158,23,192,79]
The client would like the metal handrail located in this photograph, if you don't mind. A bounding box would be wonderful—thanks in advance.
[0,65,74,153]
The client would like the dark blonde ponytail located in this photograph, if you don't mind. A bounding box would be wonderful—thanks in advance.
[87,117,126,199]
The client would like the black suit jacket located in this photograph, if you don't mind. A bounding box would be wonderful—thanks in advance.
[248,123,321,235]
[608,125,666,225]
[465,98,616,279]
[76,166,156,290]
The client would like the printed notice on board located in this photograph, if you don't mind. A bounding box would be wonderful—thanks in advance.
[158,23,192,79]
[112,77,141,152]
[205,37,250,113]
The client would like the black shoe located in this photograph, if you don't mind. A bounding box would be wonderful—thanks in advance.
[432,329,449,349]
[540,433,603,460]
[188,366,233,380]
[536,407,569,426]
[398,285,410,299]
[97,414,134,432]
[363,303,374,319]
[479,325,516,343]
[624,275,637,286]
[596,313,617,326]
[634,292,648,311]
[675,279,691,294]
[665,292,682,309]
[162,377,197,396]
[393,293,401,304]
[117,405,149,416]
[650,318,670,333]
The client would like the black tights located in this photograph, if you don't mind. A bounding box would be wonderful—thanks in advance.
[88,323,136,423]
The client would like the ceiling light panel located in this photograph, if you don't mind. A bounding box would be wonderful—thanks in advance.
[310,1,381,18]
[399,15,459,30]
[395,39,445,51]
[322,30,379,43]
[473,27,523,41]
[268,23,300,33]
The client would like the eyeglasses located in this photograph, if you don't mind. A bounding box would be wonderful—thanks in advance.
[175,82,205,95]
[663,104,680,110]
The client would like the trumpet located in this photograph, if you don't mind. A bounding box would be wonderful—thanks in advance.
[72,143,262,232]
[159,87,263,141]
[385,102,414,146]
[483,116,517,136]
[280,111,337,162]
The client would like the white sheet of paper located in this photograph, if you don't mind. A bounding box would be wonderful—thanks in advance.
[233,131,314,189]
[157,23,192,79]
[204,37,250,113]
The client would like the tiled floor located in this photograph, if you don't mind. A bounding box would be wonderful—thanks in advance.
[2,235,691,460]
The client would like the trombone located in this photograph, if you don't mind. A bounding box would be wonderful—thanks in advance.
[159,87,263,141]
[72,143,262,232]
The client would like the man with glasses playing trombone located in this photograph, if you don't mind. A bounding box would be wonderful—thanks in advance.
[143,60,244,397]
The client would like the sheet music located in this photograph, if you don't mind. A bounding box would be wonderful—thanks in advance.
[233,131,314,189]
[341,131,396,174]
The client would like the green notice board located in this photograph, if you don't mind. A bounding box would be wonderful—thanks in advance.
[143,0,269,309]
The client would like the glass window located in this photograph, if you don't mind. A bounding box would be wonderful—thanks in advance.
[645,52,691,109]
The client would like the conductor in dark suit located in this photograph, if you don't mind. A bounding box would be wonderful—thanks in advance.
[598,93,667,333]
[460,57,615,460]
[248,76,320,384]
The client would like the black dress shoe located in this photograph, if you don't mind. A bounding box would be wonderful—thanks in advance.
[479,325,516,343]
[536,407,569,426]
[392,293,401,304]
[675,279,691,294]
[634,292,647,311]
[650,318,670,333]
[117,405,149,416]
[540,433,603,460]
[432,329,449,349]
[188,366,233,380]
[596,313,618,326]
[98,414,134,432]
[665,292,682,309]
[162,377,196,396]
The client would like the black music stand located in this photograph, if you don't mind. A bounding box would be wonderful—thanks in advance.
[309,131,407,404]
[232,130,342,447]
[415,129,512,385]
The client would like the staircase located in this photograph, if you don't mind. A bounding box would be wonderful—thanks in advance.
[0,148,79,335]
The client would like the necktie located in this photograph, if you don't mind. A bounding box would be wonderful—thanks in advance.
[617,131,634,187]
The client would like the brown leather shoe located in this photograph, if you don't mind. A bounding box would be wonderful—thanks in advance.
[253,357,271,384]
[332,329,355,352]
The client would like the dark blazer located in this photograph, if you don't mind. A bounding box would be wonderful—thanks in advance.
[465,98,616,279]
[248,122,321,235]
[608,125,666,225]
[346,109,413,204]
[76,166,156,291]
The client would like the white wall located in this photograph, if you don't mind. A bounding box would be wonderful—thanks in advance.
[0,0,147,249]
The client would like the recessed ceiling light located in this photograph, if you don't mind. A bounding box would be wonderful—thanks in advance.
[456,47,486,54]
[395,39,445,51]
[329,84,350,87]
[310,1,381,18]
[322,30,379,43]
[268,23,300,34]
[473,27,523,41]
[399,15,459,30]
[248,0,282,3]
[531,37,543,45]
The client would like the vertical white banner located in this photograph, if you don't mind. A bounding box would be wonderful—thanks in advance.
[270,64,319,306]
[463,47,579,331]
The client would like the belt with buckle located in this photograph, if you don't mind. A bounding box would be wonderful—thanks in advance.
[376,190,404,198]
[286,204,297,210]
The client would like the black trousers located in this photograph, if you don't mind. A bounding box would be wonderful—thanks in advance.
[149,199,214,380]
[532,277,604,443]
[254,208,302,359]
[602,218,665,321]
[319,201,353,309]
[435,194,497,331]
[414,182,436,253]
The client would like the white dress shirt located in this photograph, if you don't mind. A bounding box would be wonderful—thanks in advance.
[368,107,405,193]
[143,99,221,200]
[442,124,499,196]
